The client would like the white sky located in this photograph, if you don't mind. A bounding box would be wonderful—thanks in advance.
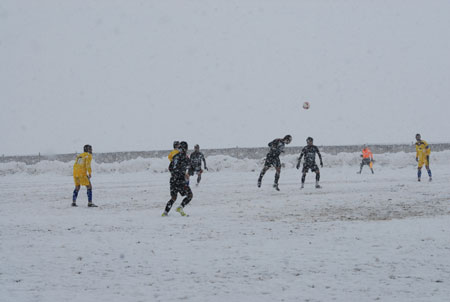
[1,0,449,155]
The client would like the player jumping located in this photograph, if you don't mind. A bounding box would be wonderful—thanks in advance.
[72,144,97,207]
[415,133,432,182]
[257,135,292,191]
[162,141,193,216]
[189,144,208,186]
[296,137,323,189]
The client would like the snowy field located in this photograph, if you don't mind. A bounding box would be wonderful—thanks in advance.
[1,152,450,302]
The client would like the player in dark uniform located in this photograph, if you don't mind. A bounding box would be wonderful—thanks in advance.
[189,144,208,186]
[257,135,292,191]
[162,141,192,216]
[296,137,323,189]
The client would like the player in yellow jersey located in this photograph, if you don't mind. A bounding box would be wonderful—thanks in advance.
[168,141,180,162]
[72,144,97,207]
[415,134,432,182]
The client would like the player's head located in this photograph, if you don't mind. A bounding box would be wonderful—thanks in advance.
[194,144,200,151]
[173,141,180,149]
[415,133,421,141]
[283,135,292,144]
[306,137,313,145]
[84,144,92,154]
[179,141,188,152]
[363,144,367,149]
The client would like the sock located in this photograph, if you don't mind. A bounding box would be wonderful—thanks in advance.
[316,173,320,182]
[274,172,280,184]
[181,196,191,208]
[72,190,79,202]
[87,189,92,202]
[427,169,432,177]
[165,199,175,213]
[418,170,422,179]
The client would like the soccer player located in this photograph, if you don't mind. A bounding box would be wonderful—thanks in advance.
[162,141,193,216]
[257,135,292,191]
[168,141,180,162]
[72,144,97,207]
[189,144,208,186]
[415,133,432,182]
[357,144,374,174]
[296,137,323,189]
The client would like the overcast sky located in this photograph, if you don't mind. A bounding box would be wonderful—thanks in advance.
[1,0,449,155]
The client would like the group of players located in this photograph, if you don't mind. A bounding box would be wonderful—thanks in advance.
[71,133,433,216]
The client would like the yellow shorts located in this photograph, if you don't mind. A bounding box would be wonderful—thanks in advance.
[418,157,429,168]
[74,175,91,186]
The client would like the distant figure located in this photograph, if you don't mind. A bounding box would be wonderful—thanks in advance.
[357,145,374,174]
[189,144,208,186]
[415,134,432,182]
[72,144,97,207]
[168,141,180,162]
[257,135,292,191]
[297,137,323,189]
[162,141,192,216]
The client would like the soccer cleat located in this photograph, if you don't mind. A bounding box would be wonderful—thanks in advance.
[300,183,304,189]
[88,202,98,207]
[429,177,432,182]
[315,184,322,189]
[161,212,168,217]
[71,202,78,207]
[273,183,280,191]
[176,206,187,216]
[356,171,361,174]
[418,178,421,182]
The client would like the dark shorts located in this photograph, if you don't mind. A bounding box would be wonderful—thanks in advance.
[361,158,371,166]
[188,166,202,176]
[170,178,192,197]
[264,154,281,168]
[302,162,319,173]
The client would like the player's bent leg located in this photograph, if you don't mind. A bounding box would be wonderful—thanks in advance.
[181,190,193,208]
[258,166,269,187]
[163,194,178,215]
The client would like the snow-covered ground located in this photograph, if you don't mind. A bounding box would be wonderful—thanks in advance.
[1,152,450,302]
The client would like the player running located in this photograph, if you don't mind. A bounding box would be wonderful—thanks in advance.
[296,137,323,189]
[72,144,97,207]
[415,133,432,182]
[357,144,374,174]
[257,135,292,191]
[162,141,193,216]
[168,141,180,162]
[189,144,208,186]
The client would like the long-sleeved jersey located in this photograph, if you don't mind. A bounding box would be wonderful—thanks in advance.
[73,152,92,177]
[299,145,322,164]
[169,152,191,182]
[190,151,206,168]
[416,140,430,158]
[268,138,286,157]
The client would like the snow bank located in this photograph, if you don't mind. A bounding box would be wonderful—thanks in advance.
[1,151,450,176]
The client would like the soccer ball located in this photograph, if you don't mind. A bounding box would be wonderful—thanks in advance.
[303,101,310,110]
